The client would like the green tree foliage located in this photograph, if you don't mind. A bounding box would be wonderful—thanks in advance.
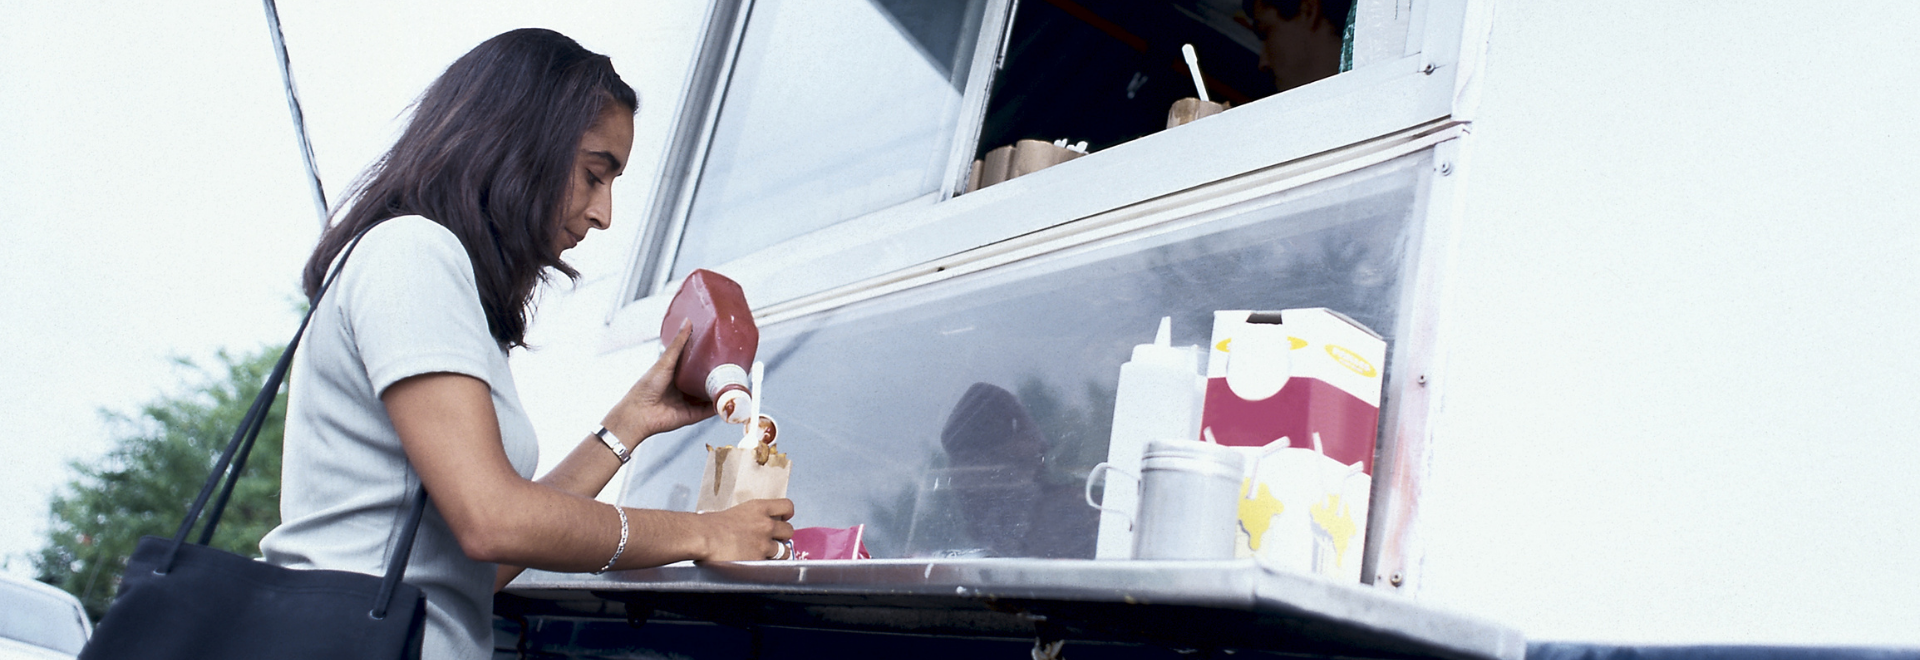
[33,347,286,621]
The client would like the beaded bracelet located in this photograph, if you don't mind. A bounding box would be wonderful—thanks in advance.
[594,503,629,574]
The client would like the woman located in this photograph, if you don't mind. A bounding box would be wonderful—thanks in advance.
[257,28,794,660]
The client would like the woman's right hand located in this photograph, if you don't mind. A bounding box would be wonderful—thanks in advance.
[602,320,715,443]
[694,498,796,561]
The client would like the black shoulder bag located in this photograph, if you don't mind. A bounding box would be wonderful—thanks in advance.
[81,220,430,660]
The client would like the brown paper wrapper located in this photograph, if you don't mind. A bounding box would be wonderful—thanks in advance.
[979,144,1014,189]
[1010,139,1085,179]
[696,444,791,512]
[1166,97,1230,129]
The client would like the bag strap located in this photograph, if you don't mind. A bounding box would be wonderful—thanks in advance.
[161,219,426,613]
[373,491,429,619]
[168,219,385,553]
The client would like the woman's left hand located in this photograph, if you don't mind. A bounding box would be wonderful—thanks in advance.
[602,320,715,442]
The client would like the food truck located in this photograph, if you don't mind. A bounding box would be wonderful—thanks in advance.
[307,0,1911,657]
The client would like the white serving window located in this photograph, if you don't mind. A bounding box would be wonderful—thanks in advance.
[609,0,1481,581]
[664,0,991,284]
[618,0,1472,331]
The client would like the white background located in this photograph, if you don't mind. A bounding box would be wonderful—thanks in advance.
[0,0,695,583]
[3,0,1917,648]
[1420,2,1920,646]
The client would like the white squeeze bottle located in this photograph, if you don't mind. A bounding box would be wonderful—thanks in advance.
[1094,317,1207,559]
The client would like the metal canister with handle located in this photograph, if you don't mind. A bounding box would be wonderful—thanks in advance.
[1134,439,1245,559]
[1087,439,1245,559]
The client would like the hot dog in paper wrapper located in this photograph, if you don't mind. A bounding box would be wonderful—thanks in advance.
[696,415,790,512]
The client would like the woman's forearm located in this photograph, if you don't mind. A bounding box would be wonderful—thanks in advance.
[459,478,706,569]
[386,373,791,580]
[497,431,651,590]
[471,478,792,570]
[495,429,637,590]
[536,431,633,498]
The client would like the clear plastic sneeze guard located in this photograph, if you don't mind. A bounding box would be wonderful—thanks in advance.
[621,150,1433,562]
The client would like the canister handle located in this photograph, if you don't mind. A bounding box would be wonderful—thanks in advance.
[1083,462,1140,528]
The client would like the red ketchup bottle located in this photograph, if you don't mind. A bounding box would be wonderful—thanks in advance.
[660,269,759,424]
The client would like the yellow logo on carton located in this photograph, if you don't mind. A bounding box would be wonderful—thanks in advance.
[1238,480,1285,550]
[1325,344,1377,378]
[1310,493,1358,567]
[1216,336,1310,352]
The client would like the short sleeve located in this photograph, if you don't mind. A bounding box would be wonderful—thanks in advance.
[329,216,502,397]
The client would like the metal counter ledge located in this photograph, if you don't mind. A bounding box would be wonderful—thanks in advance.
[502,558,1524,660]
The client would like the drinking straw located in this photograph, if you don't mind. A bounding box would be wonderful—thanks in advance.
[1181,44,1211,102]
[1247,437,1291,499]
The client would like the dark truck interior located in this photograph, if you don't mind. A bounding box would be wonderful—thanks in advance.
[977,0,1349,157]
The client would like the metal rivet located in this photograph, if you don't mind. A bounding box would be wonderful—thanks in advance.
[1421,63,1437,75]
[1390,572,1405,587]
[1416,374,1427,386]
[1438,162,1453,176]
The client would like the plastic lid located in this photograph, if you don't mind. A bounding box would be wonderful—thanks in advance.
[1129,316,1200,372]
[1143,438,1245,471]
[716,389,754,424]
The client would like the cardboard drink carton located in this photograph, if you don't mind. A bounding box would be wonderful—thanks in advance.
[1201,309,1385,582]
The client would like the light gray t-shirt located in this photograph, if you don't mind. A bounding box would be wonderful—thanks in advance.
[260,216,539,660]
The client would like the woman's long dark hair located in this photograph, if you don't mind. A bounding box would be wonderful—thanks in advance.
[301,28,637,348]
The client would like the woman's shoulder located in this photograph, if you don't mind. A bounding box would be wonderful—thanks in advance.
[325,215,480,297]
[348,216,471,269]
[361,215,463,252]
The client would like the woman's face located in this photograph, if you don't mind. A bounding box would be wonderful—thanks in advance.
[554,102,636,256]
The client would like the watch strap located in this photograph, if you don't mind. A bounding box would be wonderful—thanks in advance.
[594,426,631,464]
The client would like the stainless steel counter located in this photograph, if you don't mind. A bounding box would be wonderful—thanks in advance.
[505,558,1523,660]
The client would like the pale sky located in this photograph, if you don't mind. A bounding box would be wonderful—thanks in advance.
[2,1,316,575]
[0,0,694,578]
